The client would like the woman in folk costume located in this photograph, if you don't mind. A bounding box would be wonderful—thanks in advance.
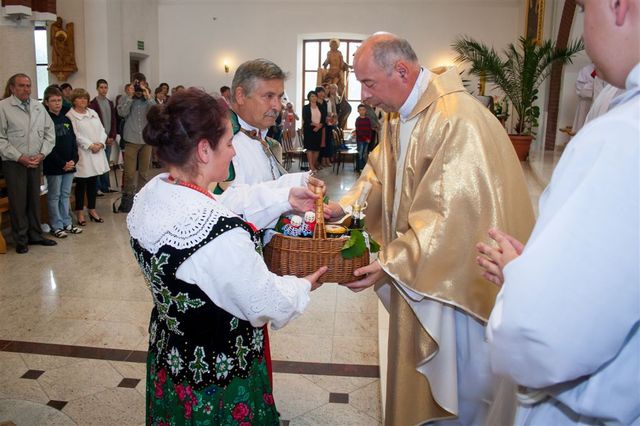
[127,89,327,424]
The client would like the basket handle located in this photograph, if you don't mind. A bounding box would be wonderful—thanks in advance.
[313,186,326,239]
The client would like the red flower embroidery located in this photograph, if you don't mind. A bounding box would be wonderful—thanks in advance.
[157,368,167,384]
[184,402,193,419]
[154,383,163,398]
[175,384,186,401]
[263,393,274,405]
[232,402,250,421]
[239,422,252,426]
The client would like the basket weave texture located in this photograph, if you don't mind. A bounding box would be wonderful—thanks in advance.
[264,234,369,283]
[263,186,369,284]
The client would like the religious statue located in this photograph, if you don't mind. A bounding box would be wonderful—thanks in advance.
[49,17,78,81]
[321,38,350,95]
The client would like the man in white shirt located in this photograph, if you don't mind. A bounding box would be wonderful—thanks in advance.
[477,0,639,423]
[217,59,309,230]
[228,59,304,185]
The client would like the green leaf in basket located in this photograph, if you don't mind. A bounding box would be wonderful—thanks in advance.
[341,230,366,259]
[369,237,380,253]
[323,195,329,204]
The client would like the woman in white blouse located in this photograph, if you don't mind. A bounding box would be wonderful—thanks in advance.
[126,88,327,424]
[67,88,109,225]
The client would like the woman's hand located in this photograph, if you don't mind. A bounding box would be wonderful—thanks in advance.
[288,187,320,213]
[63,160,75,172]
[304,266,328,291]
[90,143,102,153]
[475,228,524,287]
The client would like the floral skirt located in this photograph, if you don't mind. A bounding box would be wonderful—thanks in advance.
[146,352,279,425]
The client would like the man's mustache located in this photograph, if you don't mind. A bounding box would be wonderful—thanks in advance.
[264,110,278,118]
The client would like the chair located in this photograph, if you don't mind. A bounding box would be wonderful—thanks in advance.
[295,129,308,170]
[333,143,358,174]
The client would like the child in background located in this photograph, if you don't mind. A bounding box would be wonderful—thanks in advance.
[42,86,82,237]
[282,102,299,147]
[354,104,372,173]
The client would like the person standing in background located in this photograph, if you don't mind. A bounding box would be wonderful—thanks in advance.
[90,79,118,195]
[0,74,57,253]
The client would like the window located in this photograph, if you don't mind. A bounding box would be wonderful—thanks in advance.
[302,39,362,129]
[34,22,49,100]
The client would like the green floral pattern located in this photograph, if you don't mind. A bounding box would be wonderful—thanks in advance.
[147,353,279,425]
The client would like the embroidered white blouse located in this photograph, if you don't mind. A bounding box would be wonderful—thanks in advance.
[127,173,312,330]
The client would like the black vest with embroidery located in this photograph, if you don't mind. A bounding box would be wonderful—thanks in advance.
[131,215,265,390]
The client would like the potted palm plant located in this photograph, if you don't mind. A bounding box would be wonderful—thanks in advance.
[452,36,584,160]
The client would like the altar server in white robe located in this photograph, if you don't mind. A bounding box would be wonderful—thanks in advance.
[477,0,640,423]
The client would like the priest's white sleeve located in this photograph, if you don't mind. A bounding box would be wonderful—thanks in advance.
[176,227,312,329]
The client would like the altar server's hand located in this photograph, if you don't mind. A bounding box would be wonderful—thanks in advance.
[304,266,328,291]
[306,175,325,195]
[342,260,384,292]
[476,228,524,287]
[288,187,320,213]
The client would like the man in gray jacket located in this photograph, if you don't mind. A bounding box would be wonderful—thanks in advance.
[0,74,57,253]
[116,72,155,212]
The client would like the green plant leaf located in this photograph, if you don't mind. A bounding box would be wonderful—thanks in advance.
[341,230,366,259]
[369,237,380,253]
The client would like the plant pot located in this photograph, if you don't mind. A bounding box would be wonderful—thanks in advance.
[509,134,533,161]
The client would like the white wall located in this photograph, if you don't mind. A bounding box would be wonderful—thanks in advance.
[158,0,523,107]
[0,20,37,95]
[54,0,159,98]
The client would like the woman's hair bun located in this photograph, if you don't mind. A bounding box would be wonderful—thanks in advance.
[143,104,171,147]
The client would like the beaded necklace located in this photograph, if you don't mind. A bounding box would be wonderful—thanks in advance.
[167,175,214,200]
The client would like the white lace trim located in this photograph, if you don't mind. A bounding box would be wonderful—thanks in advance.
[127,173,238,254]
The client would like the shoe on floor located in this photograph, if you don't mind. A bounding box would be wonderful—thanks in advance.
[51,228,68,238]
[64,224,83,234]
[28,238,57,246]
[16,244,28,254]
[96,190,105,197]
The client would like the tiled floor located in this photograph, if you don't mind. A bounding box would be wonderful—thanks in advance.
[0,154,547,425]
[0,160,382,425]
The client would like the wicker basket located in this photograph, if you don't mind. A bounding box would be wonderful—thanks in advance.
[263,188,369,283]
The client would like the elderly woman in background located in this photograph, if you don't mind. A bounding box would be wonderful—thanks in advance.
[66,88,109,225]
[127,88,326,424]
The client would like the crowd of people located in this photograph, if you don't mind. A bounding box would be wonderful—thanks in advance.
[0,73,199,249]
[0,1,638,423]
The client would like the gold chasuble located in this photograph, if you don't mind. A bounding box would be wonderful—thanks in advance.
[340,67,535,425]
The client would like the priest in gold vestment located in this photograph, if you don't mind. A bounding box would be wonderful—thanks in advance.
[328,33,535,425]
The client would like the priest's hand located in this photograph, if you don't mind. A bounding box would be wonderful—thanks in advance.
[304,266,328,291]
[288,187,320,213]
[324,201,345,219]
[341,260,384,292]
[476,228,524,287]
